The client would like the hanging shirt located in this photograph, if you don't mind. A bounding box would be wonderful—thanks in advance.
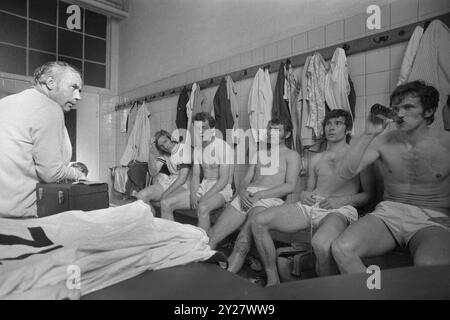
[408,19,450,130]
[248,68,273,142]
[120,102,151,166]
[225,76,240,144]
[285,63,300,151]
[397,25,424,86]
[0,201,215,299]
[325,48,352,118]
[176,86,190,130]
[213,77,235,142]
[306,53,327,138]
[186,83,197,133]
[272,62,292,130]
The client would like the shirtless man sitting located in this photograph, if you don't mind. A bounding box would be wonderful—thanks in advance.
[332,81,450,273]
[208,118,301,274]
[135,130,191,208]
[160,112,234,227]
[251,110,375,285]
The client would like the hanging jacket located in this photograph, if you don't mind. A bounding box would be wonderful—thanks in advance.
[213,77,234,141]
[192,84,212,116]
[397,25,424,86]
[248,68,273,142]
[225,75,240,144]
[272,62,292,126]
[325,48,352,119]
[408,19,450,130]
[120,102,151,166]
[176,86,189,129]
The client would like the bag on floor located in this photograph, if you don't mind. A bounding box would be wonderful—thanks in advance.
[276,242,317,281]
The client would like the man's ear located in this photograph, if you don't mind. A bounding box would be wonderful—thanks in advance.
[423,108,434,120]
[45,77,56,90]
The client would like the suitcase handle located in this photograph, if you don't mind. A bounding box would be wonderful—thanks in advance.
[38,187,44,200]
[58,190,64,204]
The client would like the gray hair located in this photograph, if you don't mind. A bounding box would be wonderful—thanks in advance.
[33,61,81,85]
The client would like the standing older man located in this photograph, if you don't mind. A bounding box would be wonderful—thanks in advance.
[0,61,85,218]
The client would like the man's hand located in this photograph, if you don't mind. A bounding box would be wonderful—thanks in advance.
[240,190,255,211]
[300,191,316,206]
[190,192,200,209]
[365,116,392,136]
[318,196,349,210]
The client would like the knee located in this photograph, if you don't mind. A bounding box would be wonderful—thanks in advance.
[251,213,269,234]
[197,202,210,218]
[331,236,359,262]
[311,235,333,259]
[414,253,450,268]
[160,198,172,211]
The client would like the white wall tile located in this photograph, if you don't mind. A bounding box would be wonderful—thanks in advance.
[292,32,308,54]
[240,51,252,68]
[418,0,450,18]
[325,20,344,45]
[390,42,407,70]
[228,54,241,72]
[251,47,264,66]
[366,47,390,73]
[355,96,366,119]
[344,13,366,40]
[352,75,366,97]
[390,68,400,91]
[366,71,391,95]
[276,38,292,59]
[263,43,278,62]
[347,53,366,76]
[353,117,366,136]
[390,0,418,27]
[308,26,325,49]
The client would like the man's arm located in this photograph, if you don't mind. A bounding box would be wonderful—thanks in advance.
[299,153,319,206]
[147,142,164,176]
[321,164,376,210]
[32,108,83,181]
[201,163,230,201]
[338,134,381,179]
[161,167,190,199]
[253,151,301,199]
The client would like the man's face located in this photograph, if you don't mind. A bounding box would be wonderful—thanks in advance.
[197,120,214,142]
[157,135,175,154]
[267,123,286,145]
[391,95,428,131]
[324,116,348,142]
[50,69,82,112]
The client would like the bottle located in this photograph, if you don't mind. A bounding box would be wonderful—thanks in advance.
[369,104,400,123]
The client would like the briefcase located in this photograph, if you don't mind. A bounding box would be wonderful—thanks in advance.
[36,182,109,217]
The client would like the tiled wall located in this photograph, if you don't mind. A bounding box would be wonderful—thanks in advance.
[115,0,448,197]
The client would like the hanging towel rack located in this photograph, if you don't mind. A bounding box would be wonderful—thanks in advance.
[115,12,450,111]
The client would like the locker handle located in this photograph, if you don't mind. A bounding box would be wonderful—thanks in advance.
[58,191,64,204]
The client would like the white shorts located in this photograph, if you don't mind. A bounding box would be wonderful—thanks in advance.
[370,201,450,247]
[195,179,233,202]
[230,186,284,216]
[156,174,188,191]
[295,202,358,228]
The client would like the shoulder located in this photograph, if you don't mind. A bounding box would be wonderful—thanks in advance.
[285,148,301,161]
[433,128,450,151]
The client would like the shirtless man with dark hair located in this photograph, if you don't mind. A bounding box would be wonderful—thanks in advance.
[332,81,450,273]
[160,112,234,229]
[251,110,375,285]
[208,118,301,274]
